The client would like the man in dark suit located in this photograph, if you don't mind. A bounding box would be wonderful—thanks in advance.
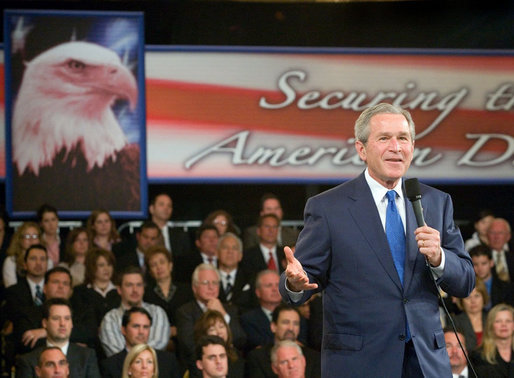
[149,193,191,258]
[246,304,320,378]
[242,214,286,277]
[244,193,299,249]
[241,270,282,352]
[487,218,514,282]
[15,298,100,378]
[444,328,470,378]
[176,264,246,371]
[216,232,256,313]
[280,103,475,377]
[33,347,69,378]
[100,307,181,378]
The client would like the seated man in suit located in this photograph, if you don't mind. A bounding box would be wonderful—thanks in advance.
[242,214,286,277]
[243,193,299,250]
[174,225,219,283]
[34,346,69,378]
[99,266,170,357]
[16,298,100,377]
[241,270,282,352]
[246,304,320,378]
[271,340,307,378]
[195,335,228,378]
[100,307,181,378]
[217,232,256,314]
[444,328,470,378]
[176,263,246,370]
[114,221,162,274]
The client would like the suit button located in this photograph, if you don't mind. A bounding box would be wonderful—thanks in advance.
[403,298,409,304]
[399,335,406,341]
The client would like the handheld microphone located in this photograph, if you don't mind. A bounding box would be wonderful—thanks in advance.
[404,178,425,227]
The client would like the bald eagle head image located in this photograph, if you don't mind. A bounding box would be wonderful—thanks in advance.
[12,41,141,212]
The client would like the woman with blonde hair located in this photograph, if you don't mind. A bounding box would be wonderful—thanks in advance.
[471,303,514,377]
[122,343,159,378]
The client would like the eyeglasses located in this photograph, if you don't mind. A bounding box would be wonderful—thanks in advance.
[22,234,39,240]
[213,220,227,226]
[197,280,220,287]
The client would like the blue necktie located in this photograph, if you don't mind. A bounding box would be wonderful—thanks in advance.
[34,284,44,306]
[386,190,411,341]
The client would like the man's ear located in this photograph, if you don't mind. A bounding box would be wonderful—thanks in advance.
[355,140,366,162]
[42,318,47,330]
[196,359,203,371]
[270,321,277,334]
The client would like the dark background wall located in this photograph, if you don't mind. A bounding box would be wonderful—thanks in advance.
[0,0,513,238]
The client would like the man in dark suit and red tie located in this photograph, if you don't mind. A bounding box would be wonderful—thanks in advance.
[280,103,475,377]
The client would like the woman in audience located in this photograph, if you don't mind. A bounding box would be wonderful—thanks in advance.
[203,209,240,236]
[71,247,120,327]
[192,310,244,378]
[471,303,514,377]
[2,222,47,287]
[86,209,121,251]
[144,245,193,337]
[37,204,64,266]
[465,209,495,251]
[122,343,159,378]
[59,227,89,287]
[454,278,489,352]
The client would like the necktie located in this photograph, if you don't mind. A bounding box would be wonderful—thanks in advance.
[267,250,277,271]
[34,285,44,306]
[496,252,510,281]
[225,274,233,300]
[207,257,214,265]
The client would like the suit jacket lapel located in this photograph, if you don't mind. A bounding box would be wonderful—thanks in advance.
[348,174,403,291]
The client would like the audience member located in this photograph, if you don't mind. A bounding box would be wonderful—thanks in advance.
[3,222,45,288]
[192,310,244,377]
[121,343,159,378]
[143,245,193,339]
[34,346,69,378]
[101,307,181,378]
[86,209,121,251]
[15,298,100,377]
[241,270,282,352]
[203,210,240,236]
[271,340,307,378]
[217,233,256,313]
[453,278,489,352]
[114,221,162,274]
[195,335,228,378]
[465,209,495,251]
[149,193,191,257]
[242,214,286,277]
[99,266,170,357]
[71,247,120,328]
[37,204,64,267]
[487,218,513,282]
[243,193,299,250]
[176,264,246,370]
[174,225,219,283]
[59,227,89,287]
[469,244,513,310]
[246,304,320,378]
[444,328,470,378]
[471,303,514,377]
[0,209,12,289]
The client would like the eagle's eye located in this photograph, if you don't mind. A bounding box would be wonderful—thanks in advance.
[67,59,86,71]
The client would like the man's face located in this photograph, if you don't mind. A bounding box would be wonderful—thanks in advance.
[118,273,144,307]
[261,198,283,220]
[24,248,48,280]
[256,272,281,307]
[257,216,279,246]
[44,272,72,299]
[487,220,511,251]
[35,349,69,378]
[445,332,467,374]
[193,269,220,303]
[271,310,301,342]
[122,312,151,348]
[150,194,173,223]
[43,305,72,344]
[272,345,306,378]
[196,344,228,378]
[472,255,494,280]
[355,113,414,189]
[217,235,242,270]
[196,230,219,257]
[136,227,161,253]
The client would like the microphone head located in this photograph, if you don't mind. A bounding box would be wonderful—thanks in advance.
[404,178,422,201]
